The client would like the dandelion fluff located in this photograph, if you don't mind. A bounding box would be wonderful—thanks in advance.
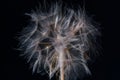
[18,2,100,80]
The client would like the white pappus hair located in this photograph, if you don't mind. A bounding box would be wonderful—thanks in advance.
[18,2,100,80]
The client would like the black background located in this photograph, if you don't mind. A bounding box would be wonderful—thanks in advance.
[2,0,120,80]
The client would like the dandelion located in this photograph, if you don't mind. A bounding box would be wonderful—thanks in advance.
[18,2,100,80]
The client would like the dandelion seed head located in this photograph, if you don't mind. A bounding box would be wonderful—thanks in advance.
[18,2,100,80]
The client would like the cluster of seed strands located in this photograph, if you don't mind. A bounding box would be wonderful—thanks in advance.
[19,3,100,80]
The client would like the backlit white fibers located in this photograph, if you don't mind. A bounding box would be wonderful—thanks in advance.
[18,2,100,80]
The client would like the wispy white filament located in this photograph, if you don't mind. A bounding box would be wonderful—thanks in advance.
[19,2,100,80]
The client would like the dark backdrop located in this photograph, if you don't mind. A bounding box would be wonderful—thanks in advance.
[2,0,120,80]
